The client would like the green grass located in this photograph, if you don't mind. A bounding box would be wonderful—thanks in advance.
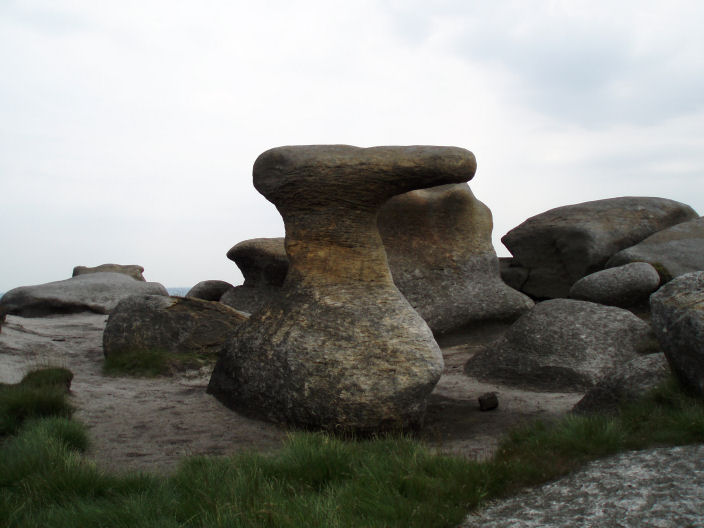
[0,368,74,436]
[2,369,704,527]
[102,348,212,377]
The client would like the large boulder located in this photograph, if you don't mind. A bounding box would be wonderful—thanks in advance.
[72,263,146,281]
[464,299,660,392]
[502,197,698,299]
[104,295,248,362]
[377,183,533,335]
[568,262,660,308]
[0,273,169,317]
[650,272,704,397]
[186,280,234,301]
[572,353,670,414]
[220,238,287,313]
[209,145,477,433]
[607,216,704,282]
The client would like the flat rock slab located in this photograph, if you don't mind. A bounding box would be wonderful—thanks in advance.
[462,444,704,528]
[0,272,168,316]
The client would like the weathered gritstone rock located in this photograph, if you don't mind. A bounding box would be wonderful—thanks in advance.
[464,299,660,392]
[650,271,704,397]
[0,272,169,317]
[104,295,248,362]
[186,280,235,301]
[607,216,704,282]
[220,238,287,313]
[209,145,477,432]
[569,262,660,308]
[72,263,146,281]
[502,197,698,299]
[572,353,669,414]
[378,183,533,336]
[462,444,704,528]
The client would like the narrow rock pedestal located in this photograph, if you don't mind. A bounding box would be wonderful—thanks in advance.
[208,145,477,433]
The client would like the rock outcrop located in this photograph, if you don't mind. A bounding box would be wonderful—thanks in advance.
[186,280,234,301]
[104,295,248,363]
[220,238,287,313]
[650,272,704,397]
[0,273,169,317]
[72,264,146,281]
[568,262,660,308]
[606,216,704,282]
[502,197,698,298]
[572,353,670,414]
[209,145,477,432]
[464,299,660,392]
[377,183,533,335]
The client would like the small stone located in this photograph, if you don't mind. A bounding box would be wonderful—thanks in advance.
[478,392,499,411]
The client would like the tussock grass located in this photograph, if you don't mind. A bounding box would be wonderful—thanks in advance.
[0,367,74,436]
[2,370,704,527]
[102,348,213,377]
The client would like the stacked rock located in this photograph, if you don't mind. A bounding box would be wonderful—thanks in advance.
[208,145,477,433]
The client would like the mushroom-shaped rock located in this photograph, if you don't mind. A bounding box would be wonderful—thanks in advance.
[208,145,477,432]
[378,183,533,335]
[0,273,168,317]
[73,264,146,281]
[650,272,704,397]
[221,238,287,313]
[607,217,704,282]
[186,280,235,301]
[464,299,660,392]
[502,197,698,299]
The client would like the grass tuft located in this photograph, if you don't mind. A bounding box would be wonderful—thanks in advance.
[0,368,75,436]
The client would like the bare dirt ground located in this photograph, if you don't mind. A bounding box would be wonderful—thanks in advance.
[0,313,582,474]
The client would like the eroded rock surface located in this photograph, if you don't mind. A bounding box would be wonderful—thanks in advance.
[502,197,698,299]
[462,445,704,528]
[209,145,477,432]
[186,280,234,301]
[0,273,168,317]
[464,299,660,392]
[220,238,287,313]
[569,262,660,308]
[572,353,669,414]
[104,295,248,362]
[650,271,704,397]
[73,263,146,281]
[607,216,704,281]
[378,183,533,335]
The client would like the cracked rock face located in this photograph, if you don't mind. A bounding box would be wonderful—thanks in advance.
[378,183,533,335]
[208,145,476,432]
[502,197,698,299]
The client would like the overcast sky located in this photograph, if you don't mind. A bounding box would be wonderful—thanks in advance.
[1,0,703,291]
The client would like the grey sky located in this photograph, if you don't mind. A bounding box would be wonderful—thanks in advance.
[1,1,703,291]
